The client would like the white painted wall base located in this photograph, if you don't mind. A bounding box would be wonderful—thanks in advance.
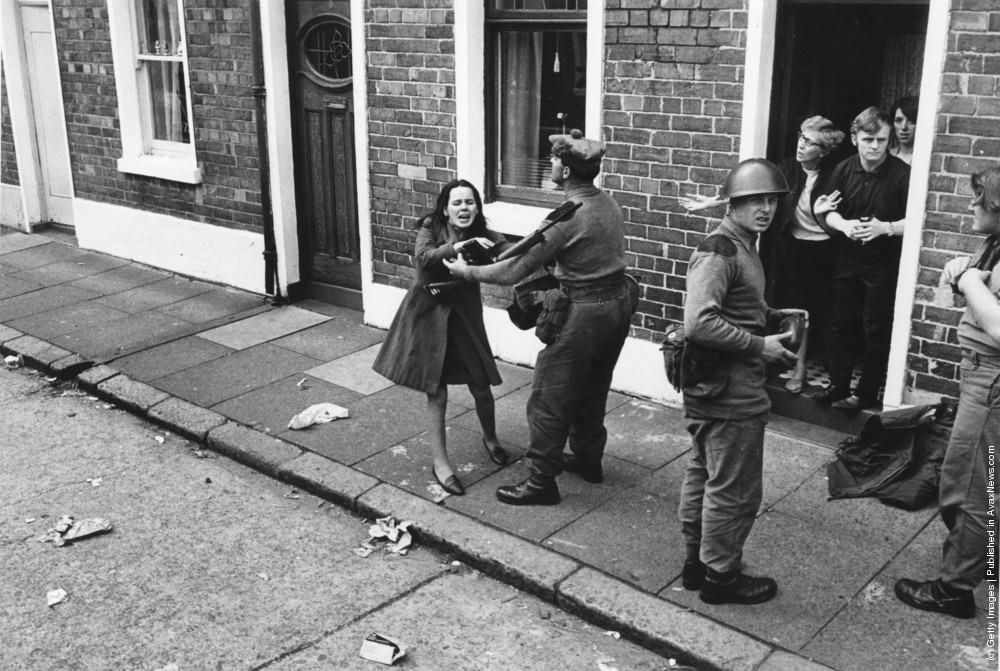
[1,183,27,230]
[364,282,682,408]
[74,198,266,294]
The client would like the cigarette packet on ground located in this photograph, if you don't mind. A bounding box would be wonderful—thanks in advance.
[359,632,406,665]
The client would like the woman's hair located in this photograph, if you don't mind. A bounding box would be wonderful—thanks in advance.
[892,96,919,124]
[972,167,1000,214]
[800,115,845,154]
[419,178,489,236]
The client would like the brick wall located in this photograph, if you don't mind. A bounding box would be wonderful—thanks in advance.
[52,0,262,232]
[366,0,460,292]
[908,1,1000,399]
[602,0,746,340]
[1,65,18,186]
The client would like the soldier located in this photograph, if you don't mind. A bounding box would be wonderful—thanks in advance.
[443,129,632,506]
[678,159,804,605]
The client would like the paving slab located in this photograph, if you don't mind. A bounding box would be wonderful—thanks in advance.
[198,305,330,349]
[276,384,463,465]
[151,343,322,407]
[269,312,386,360]
[447,360,535,408]
[0,240,89,269]
[353,425,515,504]
[8,301,130,339]
[757,651,836,671]
[445,458,628,543]
[9,249,127,285]
[557,566,774,671]
[0,276,42,299]
[451,384,534,450]
[758,432,835,511]
[664,510,899,651]
[156,288,265,324]
[358,482,580,599]
[800,574,993,671]
[305,342,394,395]
[545,467,683,593]
[277,451,379,510]
[603,398,691,469]
[773,466,937,548]
[211,373,364,435]
[0,230,50,253]
[111,334,233,380]
[94,276,218,313]
[53,310,196,360]
[68,263,171,295]
[0,284,99,321]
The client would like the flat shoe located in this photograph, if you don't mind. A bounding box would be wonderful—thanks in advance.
[433,466,465,496]
[482,438,509,466]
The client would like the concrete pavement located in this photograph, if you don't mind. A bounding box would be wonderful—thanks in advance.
[1,226,994,671]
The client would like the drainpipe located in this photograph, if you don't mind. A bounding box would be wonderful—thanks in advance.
[249,0,283,303]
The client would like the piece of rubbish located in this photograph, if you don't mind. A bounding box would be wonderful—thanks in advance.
[191,448,215,459]
[287,402,349,430]
[153,664,179,671]
[296,377,309,389]
[25,518,36,524]
[153,435,165,444]
[368,517,413,555]
[604,630,621,639]
[38,516,112,546]
[4,354,23,369]
[283,488,301,500]
[86,477,103,487]
[352,540,376,558]
[598,662,619,671]
[256,572,269,581]
[47,588,68,607]
[359,632,406,666]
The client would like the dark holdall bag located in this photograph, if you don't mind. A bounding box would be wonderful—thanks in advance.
[659,324,726,397]
[827,400,954,510]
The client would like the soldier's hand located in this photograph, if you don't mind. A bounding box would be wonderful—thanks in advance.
[761,333,797,367]
[442,255,469,279]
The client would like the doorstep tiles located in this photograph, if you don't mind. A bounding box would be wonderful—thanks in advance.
[199,305,330,350]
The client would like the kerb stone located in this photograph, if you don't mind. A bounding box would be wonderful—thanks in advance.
[557,567,772,671]
[757,651,837,671]
[76,364,119,389]
[207,422,301,477]
[359,483,579,601]
[278,451,379,511]
[148,397,227,442]
[97,375,170,414]
[5,334,73,368]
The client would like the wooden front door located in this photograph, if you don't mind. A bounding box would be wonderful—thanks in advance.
[288,1,361,307]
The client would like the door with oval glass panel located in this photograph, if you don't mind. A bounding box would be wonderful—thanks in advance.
[288,2,361,307]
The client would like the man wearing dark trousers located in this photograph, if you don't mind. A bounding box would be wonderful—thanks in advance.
[444,129,632,506]
[811,106,910,410]
[678,159,803,605]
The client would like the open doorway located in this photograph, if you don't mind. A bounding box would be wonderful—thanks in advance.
[763,1,929,431]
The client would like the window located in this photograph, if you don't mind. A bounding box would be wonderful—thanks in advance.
[485,1,587,207]
[108,0,201,183]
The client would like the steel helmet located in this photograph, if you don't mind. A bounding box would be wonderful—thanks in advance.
[720,159,789,200]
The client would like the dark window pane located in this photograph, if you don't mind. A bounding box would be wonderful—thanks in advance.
[136,0,182,55]
[303,20,353,81]
[489,0,586,10]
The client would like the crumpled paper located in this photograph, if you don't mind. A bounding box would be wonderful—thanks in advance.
[287,403,350,430]
[38,516,113,547]
[352,516,414,557]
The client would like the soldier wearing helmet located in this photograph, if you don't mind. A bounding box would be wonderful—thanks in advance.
[677,158,805,606]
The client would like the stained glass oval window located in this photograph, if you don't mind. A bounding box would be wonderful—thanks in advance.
[303,18,352,82]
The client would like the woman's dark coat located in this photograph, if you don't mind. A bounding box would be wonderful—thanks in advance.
[372,219,510,393]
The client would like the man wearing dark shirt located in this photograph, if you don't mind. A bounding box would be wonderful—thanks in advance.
[812,107,910,409]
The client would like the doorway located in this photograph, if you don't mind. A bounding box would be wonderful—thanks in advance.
[20,2,74,227]
[287,1,361,308]
[764,1,929,431]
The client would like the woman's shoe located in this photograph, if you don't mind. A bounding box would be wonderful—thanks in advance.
[433,466,465,496]
[482,438,509,466]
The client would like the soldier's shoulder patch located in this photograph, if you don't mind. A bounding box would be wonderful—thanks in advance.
[696,235,737,257]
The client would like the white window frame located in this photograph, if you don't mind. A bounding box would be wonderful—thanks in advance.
[107,0,201,183]
[455,1,605,237]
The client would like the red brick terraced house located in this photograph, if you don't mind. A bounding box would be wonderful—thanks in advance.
[1,0,997,419]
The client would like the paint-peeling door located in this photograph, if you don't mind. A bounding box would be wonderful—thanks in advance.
[288,1,360,306]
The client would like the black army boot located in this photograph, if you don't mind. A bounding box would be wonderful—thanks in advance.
[563,454,603,483]
[894,578,976,619]
[700,568,777,605]
[496,477,560,506]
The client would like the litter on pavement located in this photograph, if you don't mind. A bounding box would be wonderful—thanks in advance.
[287,402,349,430]
[38,516,113,547]
[353,516,414,557]
[46,588,68,607]
[359,632,406,666]
[4,354,23,369]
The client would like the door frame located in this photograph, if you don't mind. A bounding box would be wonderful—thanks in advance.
[0,0,74,231]
[741,0,948,409]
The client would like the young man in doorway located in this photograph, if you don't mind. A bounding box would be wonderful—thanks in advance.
[811,107,910,410]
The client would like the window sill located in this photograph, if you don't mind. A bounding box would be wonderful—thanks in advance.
[117,155,203,184]
[483,201,557,238]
